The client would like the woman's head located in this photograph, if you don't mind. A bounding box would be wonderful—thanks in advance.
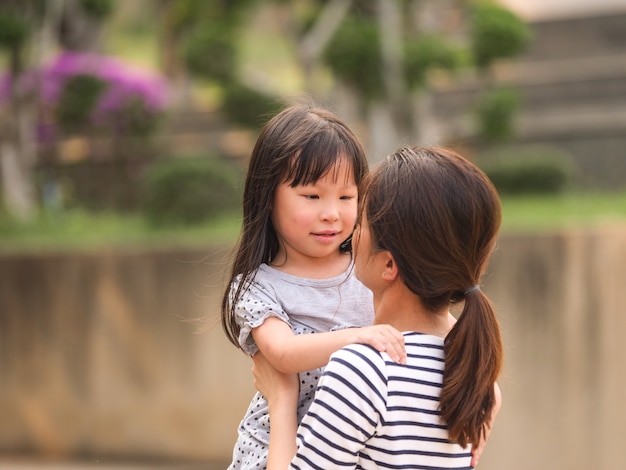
[358,146,501,310]
[356,146,503,448]
[222,104,368,347]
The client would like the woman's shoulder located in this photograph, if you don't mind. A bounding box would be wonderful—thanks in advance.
[330,343,388,372]
[324,345,390,396]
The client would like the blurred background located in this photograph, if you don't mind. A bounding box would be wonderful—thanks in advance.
[0,0,625,469]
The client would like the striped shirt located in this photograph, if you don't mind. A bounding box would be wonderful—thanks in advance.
[290,332,472,470]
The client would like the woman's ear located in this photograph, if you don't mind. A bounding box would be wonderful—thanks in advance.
[380,251,399,281]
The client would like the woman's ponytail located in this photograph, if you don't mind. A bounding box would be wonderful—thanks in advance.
[364,146,503,449]
[440,288,503,448]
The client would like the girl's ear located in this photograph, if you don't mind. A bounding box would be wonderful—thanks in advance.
[380,251,399,281]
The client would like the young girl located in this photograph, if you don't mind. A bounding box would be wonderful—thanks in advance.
[221,104,406,469]
[253,146,503,469]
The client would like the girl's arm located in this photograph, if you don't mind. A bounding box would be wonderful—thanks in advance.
[252,316,406,374]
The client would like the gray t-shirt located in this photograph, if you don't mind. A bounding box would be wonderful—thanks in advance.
[227,262,374,470]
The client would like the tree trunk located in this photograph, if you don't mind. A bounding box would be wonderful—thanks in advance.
[367,101,401,162]
[1,107,37,221]
[377,0,414,141]
[1,41,38,221]
[58,0,103,52]
[295,0,353,96]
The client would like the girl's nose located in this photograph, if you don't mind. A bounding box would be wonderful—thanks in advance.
[321,202,340,221]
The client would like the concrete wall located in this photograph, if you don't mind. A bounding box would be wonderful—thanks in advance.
[1,227,626,469]
[481,226,626,470]
[0,246,254,466]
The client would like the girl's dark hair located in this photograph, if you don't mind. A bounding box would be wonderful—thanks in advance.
[362,146,503,448]
[221,104,368,348]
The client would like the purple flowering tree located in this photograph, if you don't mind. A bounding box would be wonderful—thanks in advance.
[31,51,170,143]
[1,51,170,214]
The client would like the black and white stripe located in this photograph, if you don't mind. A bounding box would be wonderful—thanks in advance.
[290,332,472,470]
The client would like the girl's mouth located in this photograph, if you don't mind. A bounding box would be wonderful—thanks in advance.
[312,231,339,242]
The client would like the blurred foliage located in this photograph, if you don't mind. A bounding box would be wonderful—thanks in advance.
[318,1,529,106]
[141,157,243,226]
[55,74,108,132]
[79,0,115,19]
[0,0,545,228]
[0,207,242,250]
[479,146,578,195]
[163,0,278,125]
[3,188,626,250]
[475,87,520,144]
[324,16,383,101]
[499,191,626,233]
[470,1,531,70]
[0,12,30,49]
[0,51,170,140]
[404,34,461,90]
[221,82,283,129]
[166,0,255,81]
[183,24,237,82]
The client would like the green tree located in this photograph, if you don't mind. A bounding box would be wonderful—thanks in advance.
[319,0,530,157]
[156,0,281,125]
[154,0,528,156]
[235,0,530,159]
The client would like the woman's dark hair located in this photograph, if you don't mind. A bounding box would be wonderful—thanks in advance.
[362,146,503,448]
[221,104,369,348]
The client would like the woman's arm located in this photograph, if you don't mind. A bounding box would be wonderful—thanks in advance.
[253,347,382,470]
[252,351,299,469]
[252,316,406,374]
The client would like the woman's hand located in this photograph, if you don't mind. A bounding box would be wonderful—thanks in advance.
[252,351,300,406]
[471,382,502,467]
[352,324,407,364]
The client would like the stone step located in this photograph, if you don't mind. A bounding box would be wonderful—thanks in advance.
[522,10,626,62]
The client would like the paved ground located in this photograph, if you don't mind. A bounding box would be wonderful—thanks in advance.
[0,458,228,469]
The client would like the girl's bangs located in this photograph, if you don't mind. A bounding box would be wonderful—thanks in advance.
[284,135,355,187]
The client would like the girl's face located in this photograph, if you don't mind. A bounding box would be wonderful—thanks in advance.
[270,157,358,274]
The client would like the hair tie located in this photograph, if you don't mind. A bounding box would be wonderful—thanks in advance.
[464,285,480,295]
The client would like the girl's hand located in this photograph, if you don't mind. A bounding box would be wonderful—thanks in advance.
[353,325,407,364]
[252,351,300,406]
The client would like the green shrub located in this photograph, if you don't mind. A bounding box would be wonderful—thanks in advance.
[222,82,283,129]
[0,12,29,48]
[183,24,236,83]
[475,88,520,144]
[142,157,242,226]
[404,35,461,89]
[79,0,114,19]
[55,74,108,133]
[324,17,383,101]
[479,147,578,195]
[470,2,531,69]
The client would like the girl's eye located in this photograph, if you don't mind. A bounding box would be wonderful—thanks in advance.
[305,194,319,200]
[340,195,355,200]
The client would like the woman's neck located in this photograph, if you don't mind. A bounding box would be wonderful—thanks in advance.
[373,282,452,338]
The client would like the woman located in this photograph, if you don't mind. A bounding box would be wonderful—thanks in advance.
[253,146,503,469]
